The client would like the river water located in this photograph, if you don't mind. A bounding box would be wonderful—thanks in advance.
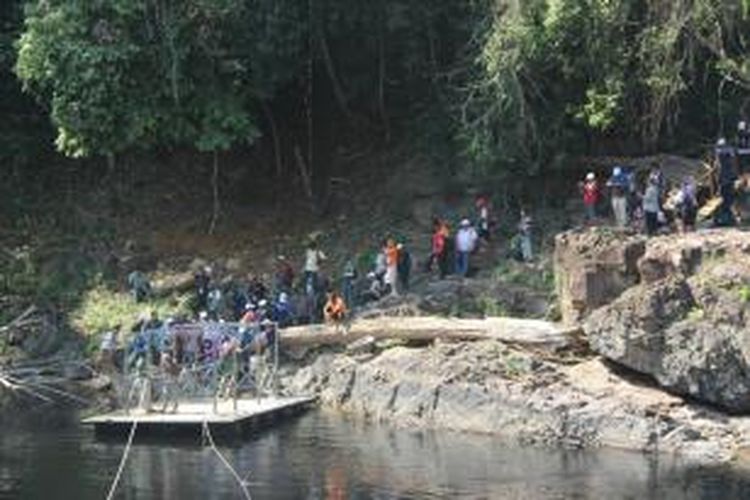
[1,409,749,499]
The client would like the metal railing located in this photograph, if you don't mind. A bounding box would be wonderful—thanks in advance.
[117,321,280,414]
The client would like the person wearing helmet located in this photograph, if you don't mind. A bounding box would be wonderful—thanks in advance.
[606,166,628,227]
[579,172,600,224]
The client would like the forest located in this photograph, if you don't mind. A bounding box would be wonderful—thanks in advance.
[3,1,750,181]
[2,0,750,310]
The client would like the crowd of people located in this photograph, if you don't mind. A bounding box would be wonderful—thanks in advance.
[99,190,542,412]
[578,123,749,234]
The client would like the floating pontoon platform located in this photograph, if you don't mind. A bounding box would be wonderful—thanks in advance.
[82,396,316,438]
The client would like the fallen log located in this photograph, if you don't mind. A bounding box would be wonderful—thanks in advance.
[280,317,582,351]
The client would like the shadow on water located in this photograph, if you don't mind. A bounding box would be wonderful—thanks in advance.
[2,409,750,499]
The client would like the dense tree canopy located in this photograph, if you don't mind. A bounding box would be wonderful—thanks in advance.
[5,0,750,179]
[461,0,750,176]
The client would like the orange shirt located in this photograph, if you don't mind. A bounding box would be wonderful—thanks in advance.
[386,245,399,267]
[324,297,347,320]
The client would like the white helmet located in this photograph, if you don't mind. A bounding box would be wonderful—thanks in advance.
[586,172,595,181]
[612,167,622,177]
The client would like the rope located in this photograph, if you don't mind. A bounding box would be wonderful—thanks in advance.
[105,420,138,500]
[202,421,252,500]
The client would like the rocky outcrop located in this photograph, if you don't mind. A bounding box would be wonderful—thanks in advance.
[554,228,646,324]
[585,229,750,412]
[280,341,745,464]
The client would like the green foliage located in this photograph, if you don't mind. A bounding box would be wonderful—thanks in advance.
[493,260,554,293]
[478,294,507,317]
[71,285,190,338]
[458,0,750,176]
[687,307,705,322]
[14,0,293,157]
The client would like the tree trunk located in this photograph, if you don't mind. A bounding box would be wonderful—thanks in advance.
[315,23,353,120]
[280,317,582,351]
[263,101,284,179]
[378,7,390,142]
[208,151,220,235]
[294,144,315,210]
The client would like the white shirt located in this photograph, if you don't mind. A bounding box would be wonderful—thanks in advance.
[100,331,117,351]
[304,249,325,272]
[374,252,387,274]
[456,227,478,253]
[643,184,660,214]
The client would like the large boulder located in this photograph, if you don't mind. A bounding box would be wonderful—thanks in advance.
[554,228,646,324]
[585,229,750,412]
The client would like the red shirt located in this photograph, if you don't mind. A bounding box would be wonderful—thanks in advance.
[432,232,445,255]
[582,182,599,206]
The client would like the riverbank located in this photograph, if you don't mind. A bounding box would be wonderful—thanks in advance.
[279,339,750,466]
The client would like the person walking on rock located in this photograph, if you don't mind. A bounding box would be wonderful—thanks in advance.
[715,137,738,227]
[475,196,491,242]
[607,166,629,228]
[397,243,412,292]
[303,241,326,295]
[674,176,698,233]
[579,172,599,225]
[342,257,357,309]
[455,219,478,277]
[642,176,660,236]
[518,210,533,262]
[426,218,445,276]
[384,239,400,296]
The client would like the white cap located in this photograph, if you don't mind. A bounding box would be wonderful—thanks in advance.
[740,121,747,131]
[258,299,267,308]
[199,311,208,320]
[586,172,595,181]
[613,167,622,176]
[717,137,727,146]
[279,292,288,303]
[460,219,471,227]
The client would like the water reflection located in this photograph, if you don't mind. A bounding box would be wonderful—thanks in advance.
[1,410,750,499]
